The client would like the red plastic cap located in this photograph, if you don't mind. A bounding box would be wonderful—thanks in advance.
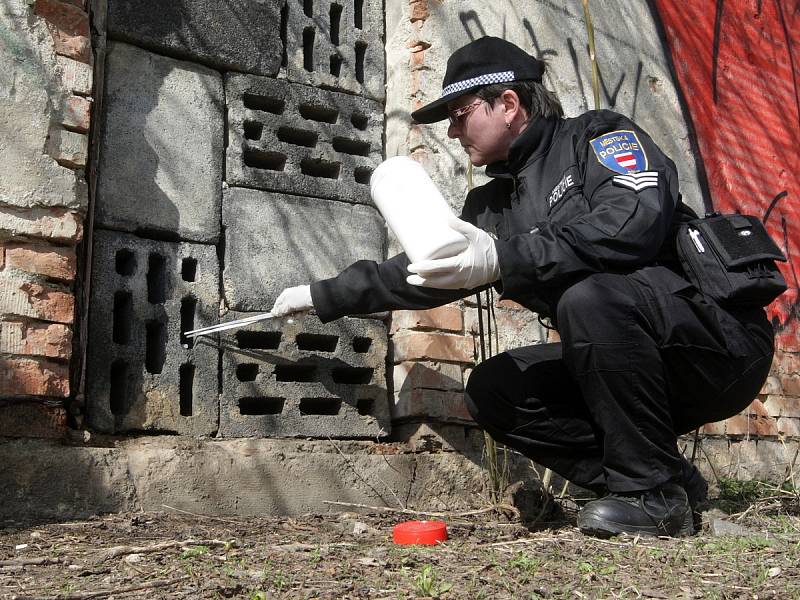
[392,520,448,545]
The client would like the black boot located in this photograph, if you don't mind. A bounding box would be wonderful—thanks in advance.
[577,482,695,538]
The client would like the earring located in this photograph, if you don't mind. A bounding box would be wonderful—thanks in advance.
[505,122,511,129]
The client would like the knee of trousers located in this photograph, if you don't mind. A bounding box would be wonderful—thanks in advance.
[464,358,500,428]
[556,274,636,341]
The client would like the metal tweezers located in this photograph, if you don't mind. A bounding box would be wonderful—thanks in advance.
[183,312,277,338]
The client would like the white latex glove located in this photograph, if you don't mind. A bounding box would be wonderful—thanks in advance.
[406,215,500,289]
[271,285,314,317]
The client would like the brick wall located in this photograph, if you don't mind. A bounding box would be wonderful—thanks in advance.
[0,0,92,437]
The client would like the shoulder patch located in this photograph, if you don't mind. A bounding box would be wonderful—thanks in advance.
[589,130,648,174]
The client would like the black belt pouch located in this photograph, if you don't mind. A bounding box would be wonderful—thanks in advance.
[676,213,787,307]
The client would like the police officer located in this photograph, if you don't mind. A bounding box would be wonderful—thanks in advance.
[271,37,774,537]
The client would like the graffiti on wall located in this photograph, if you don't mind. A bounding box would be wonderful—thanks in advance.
[653,0,800,351]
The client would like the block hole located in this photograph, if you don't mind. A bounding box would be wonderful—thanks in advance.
[243,148,287,171]
[179,363,194,417]
[236,363,259,382]
[300,397,342,415]
[275,364,317,382]
[352,336,372,353]
[303,27,315,72]
[332,366,373,385]
[280,2,288,68]
[243,120,264,140]
[303,0,313,18]
[354,0,363,29]
[299,103,338,123]
[109,360,128,416]
[296,333,339,352]
[180,296,197,349]
[239,397,285,415]
[277,126,318,148]
[355,42,366,84]
[300,158,340,179]
[357,398,374,416]
[351,112,369,130]
[181,258,197,282]
[146,253,167,304]
[112,291,133,344]
[115,249,136,276]
[236,330,281,350]
[145,320,167,374]
[332,136,370,156]
[243,93,285,114]
[330,3,342,45]
[354,166,373,185]
[330,54,342,77]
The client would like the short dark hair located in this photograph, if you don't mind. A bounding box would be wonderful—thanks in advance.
[475,79,564,120]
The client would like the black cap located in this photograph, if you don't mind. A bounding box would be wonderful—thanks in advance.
[411,36,545,124]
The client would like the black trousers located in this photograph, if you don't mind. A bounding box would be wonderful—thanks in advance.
[465,266,774,493]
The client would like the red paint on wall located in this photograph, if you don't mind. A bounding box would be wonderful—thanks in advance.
[653,0,799,351]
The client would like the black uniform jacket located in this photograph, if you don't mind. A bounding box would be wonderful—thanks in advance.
[311,110,694,323]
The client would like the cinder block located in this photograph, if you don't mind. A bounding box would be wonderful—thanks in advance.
[222,187,385,311]
[95,42,223,243]
[107,0,283,77]
[284,0,385,100]
[219,312,389,438]
[86,230,219,435]
[225,73,383,205]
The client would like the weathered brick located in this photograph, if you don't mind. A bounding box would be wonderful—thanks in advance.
[776,417,800,437]
[33,0,91,63]
[392,388,472,422]
[390,305,463,334]
[57,55,92,95]
[393,361,463,393]
[0,401,68,438]
[0,358,70,397]
[408,0,430,22]
[0,274,75,324]
[0,321,72,360]
[46,127,88,169]
[724,414,751,436]
[62,96,91,132]
[780,376,800,397]
[724,414,779,437]
[701,420,726,435]
[5,243,76,281]
[748,399,770,418]
[760,375,783,395]
[773,350,800,375]
[763,395,800,418]
[392,331,474,363]
[0,207,83,243]
[391,421,482,453]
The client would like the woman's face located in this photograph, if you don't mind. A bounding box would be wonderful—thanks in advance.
[446,92,520,167]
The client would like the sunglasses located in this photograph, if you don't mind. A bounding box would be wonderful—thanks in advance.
[447,99,486,126]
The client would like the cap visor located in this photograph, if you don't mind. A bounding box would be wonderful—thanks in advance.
[410,86,483,124]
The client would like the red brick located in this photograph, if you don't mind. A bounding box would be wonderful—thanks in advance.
[0,401,68,438]
[780,376,800,397]
[0,275,75,324]
[760,375,782,395]
[0,357,70,397]
[393,361,462,393]
[0,207,83,243]
[391,305,463,333]
[408,0,429,22]
[0,321,72,360]
[5,243,77,281]
[773,350,800,376]
[392,331,474,363]
[763,395,800,418]
[497,299,526,310]
[57,56,92,95]
[34,0,91,63]
[392,388,472,422]
[748,399,770,418]
[701,420,726,435]
[63,95,91,132]
[724,414,752,436]
[724,414,779,437]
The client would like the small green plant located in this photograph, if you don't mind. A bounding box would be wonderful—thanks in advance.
[180,544,210,560]
[249,592,267,600]
[415,564,453,598]
[508,552,540,576]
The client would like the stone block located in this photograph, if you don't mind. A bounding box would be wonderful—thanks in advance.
[390,305,463,334]
[391,387,473,422]
[5,242,77,281]
[95,42,223,243]
[0,320,72,360]
[85,230,219,435]
[107,0,282,76]
[56,55,92,95]
[33,0,91,63]
[0,401,68,437]
[0,273,75,323]
[392,331,474,364]
[393,361,462,394]
[0,207,82,243]
[284,0,385,100]
[225,73,383,205]
[219,312,389,438]
[222,187,385,311]
[0,357,69,397]
[46,127,88,169]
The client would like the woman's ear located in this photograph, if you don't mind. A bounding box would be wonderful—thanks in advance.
[500,90,522,121]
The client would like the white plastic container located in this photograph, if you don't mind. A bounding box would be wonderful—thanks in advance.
[370,156,468,263]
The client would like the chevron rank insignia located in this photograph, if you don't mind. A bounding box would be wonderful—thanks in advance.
[612,171,659,192]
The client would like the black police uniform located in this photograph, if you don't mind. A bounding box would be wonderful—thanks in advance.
[310,109,774,494]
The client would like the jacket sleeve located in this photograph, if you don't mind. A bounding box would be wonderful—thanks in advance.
[494,122,680,297]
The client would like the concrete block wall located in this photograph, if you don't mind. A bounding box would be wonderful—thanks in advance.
[0,0,93,437]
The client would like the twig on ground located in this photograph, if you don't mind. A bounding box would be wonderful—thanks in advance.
[321,500,515,518]
[100,539,234,561]
[0,558,65,568]
[11,576,190,600]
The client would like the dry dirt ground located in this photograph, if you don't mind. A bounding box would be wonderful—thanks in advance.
[2,490,799,600]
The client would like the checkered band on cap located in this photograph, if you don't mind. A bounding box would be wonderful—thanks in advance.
[441,70,515,97]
